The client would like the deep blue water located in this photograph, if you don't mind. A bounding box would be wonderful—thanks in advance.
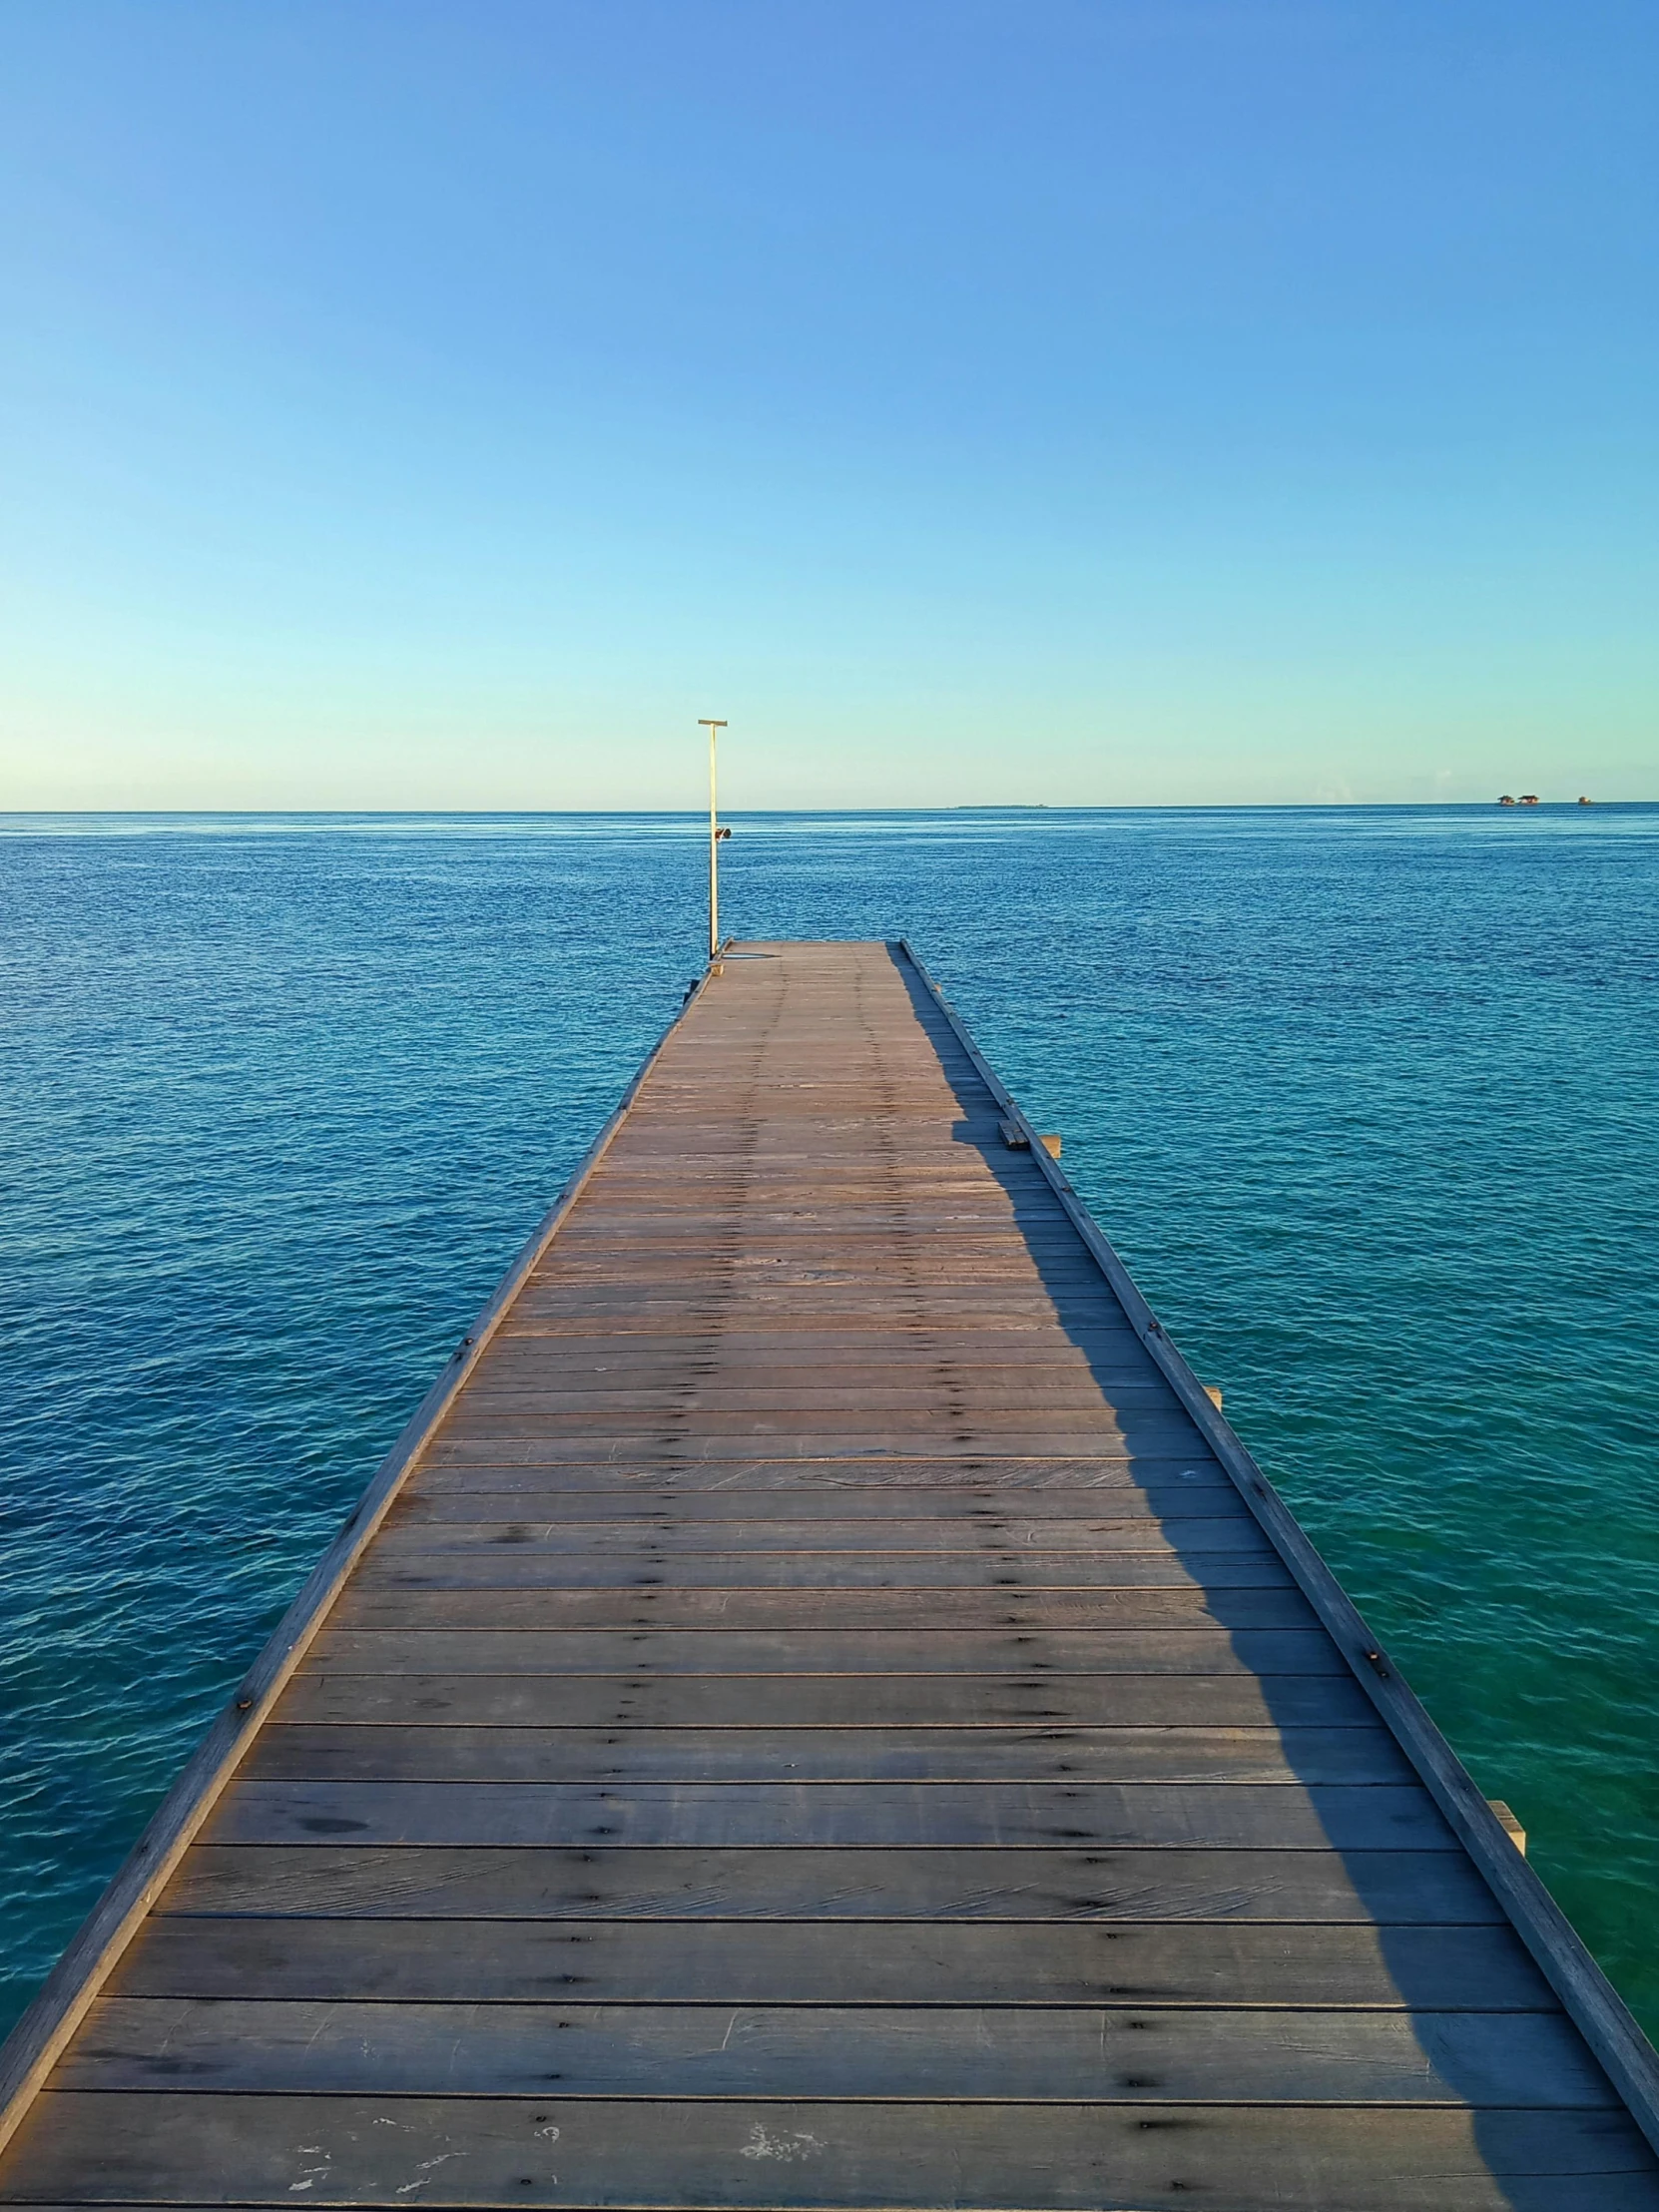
[2,807,1656,2039]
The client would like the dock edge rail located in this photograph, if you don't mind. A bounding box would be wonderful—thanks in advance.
[0,964,720,2158]
[898,936,1659,2156]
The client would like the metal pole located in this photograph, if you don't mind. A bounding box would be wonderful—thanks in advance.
[698,720,727,964]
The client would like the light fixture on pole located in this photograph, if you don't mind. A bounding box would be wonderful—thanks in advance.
[698,720,728,964]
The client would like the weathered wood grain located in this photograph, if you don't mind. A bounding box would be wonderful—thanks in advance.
[393,1477,1242,1520]
[311,1618,1345,1663]
[353,1569,1279,1606]
[422,1432,1218,1464]
[452,1384,1177,1413]
[8,2093,1656,2211]
[108,1917,1552,2008]
[274,1667,1376,1728]
[435,1419,1213,1455]
[408,1453,1222,1490]
[477,1327,1159,1363]
[200,1778,1456,1851]
[59,1997,1614,2104]
[353,1552,1299,1593]
[244,1722,1413,1787]
[490,1329,1153,1359]
[413,1450,1221,1486]
[367,1514,1273,1556]
[156,1844,1507,1925]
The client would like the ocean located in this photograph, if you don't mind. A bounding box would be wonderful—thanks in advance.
[2,805,1656,2039]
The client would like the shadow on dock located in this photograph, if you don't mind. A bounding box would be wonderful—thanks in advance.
[885,943,1615,2211]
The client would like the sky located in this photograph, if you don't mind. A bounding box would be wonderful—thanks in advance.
[0,0,1654,809]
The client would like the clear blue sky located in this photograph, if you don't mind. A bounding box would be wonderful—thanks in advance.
[1,0,1654,807]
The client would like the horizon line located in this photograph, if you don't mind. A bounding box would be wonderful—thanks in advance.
[2,799,1650,819]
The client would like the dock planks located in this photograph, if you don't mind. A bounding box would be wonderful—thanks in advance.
[3,937,1657,2210]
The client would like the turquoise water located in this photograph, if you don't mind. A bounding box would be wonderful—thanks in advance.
[2,806,1656,2040]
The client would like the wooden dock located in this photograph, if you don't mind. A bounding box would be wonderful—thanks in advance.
[3,937,1658,2209]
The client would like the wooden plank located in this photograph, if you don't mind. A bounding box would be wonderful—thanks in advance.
[556,1192,1026,1209]
[354,1555,1301,1593]
[394,1483,1247,1520]
[58,1997,1616,2105]
[521,1270,1120,1295]
[245,1723,1413,1787]
[388,1487,1250,1524]
[470,1348,1162,1374]
[436,1411,1210,1442]
[367,1514,1273,1554]
[516,1292,1108,1313]
[523,1264,1110,1288]
[274,1668,1376,1729]
[387,1493,1257,1529]
[315,1616,1341,1661]
[200,1778,1456,1851]
[373,1521,1274,1557]
[422,1431,1215,1462]
[476,1355,1152,1379]
[407,1454,1224,1491]
[156,1843,1508,1925]
[343,1582,1304,1626]
[107,1917,1552,2008]
[548,1223,1091,1238]
[528,1248,1100,1269]
[490,1329,1152,1357]
[393,1478,1242,1519]
[545,1200,1085,1218]
[538,1230,1095,1254]
[10,2094,1656,2211]
[524,1231,1107,1251]
[451,1385,1176,1411]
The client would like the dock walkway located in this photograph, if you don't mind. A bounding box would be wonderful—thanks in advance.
[3,939,1658,2208]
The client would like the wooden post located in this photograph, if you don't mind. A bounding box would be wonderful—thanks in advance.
[1488,1800,1527,1856]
